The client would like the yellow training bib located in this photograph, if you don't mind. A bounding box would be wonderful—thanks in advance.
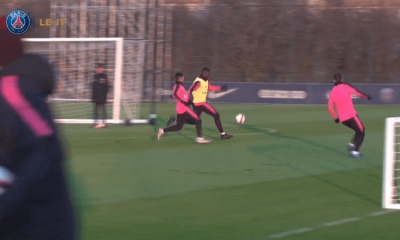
[192,78,208,103]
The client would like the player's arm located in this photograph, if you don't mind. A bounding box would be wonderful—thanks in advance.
[348,84,371,100]
[208,83,228,92]
[92,75,96,93]
[106,74,110,94]
[208,83,221,91]
[0,140,55,220]
[174,85,190,106]
[328,95,339,123]
[188,81,200,96]
[92,74,98,101]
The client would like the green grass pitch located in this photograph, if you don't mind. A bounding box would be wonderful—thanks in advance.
[59,104,400,240]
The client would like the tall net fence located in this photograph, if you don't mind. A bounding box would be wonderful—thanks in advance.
[47,0,172,109]
[8,0,400,86]
[170,1,400,83]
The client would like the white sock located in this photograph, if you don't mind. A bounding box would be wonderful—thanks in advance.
[351,151,360,154]
[349,143,354,147]
[221,132,225,135]
[160,129,164,134]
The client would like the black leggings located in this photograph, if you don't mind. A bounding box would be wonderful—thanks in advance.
[342,115,365,151]
[94,103,106,123]
[163,110,202,137]
[191,103,224,133]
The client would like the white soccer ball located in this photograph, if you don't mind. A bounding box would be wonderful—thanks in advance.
[236,113,245,124]
[0,166,14,196]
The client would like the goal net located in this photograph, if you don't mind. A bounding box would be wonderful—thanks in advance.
[22,38,147,124]
[383,117,400,209]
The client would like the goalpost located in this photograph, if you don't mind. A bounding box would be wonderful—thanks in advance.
[22,38,148,124]
[383,117,400,209]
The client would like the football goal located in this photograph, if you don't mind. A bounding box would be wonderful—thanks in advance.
[22,38,149,124]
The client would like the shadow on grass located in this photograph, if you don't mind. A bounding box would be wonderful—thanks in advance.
[154,117,197,143]
[240,123,380,180]
[236,122,381,206]
[158,116,219,141]
[251,145,380,206]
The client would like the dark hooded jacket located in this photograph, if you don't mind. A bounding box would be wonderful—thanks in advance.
[0,54,76,240]
[92,73,109,104]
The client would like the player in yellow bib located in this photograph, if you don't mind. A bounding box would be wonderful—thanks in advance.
[188,68,233,140]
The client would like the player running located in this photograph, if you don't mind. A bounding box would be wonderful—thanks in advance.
[158,73,210,144]
[188,68,233,140]
[328,73,372,158]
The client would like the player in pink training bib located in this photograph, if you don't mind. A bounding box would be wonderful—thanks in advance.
[328,73,372,158]
[157,73,210,144]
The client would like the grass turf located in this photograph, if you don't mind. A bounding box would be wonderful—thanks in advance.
[59,104,400,240]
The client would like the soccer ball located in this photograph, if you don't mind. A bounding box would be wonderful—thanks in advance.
[236,114,245,124]
[0,166,14,196]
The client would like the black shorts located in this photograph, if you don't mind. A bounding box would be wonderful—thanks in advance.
[193,103,218,117]
[176,109,199,123]
[342,115,365,133]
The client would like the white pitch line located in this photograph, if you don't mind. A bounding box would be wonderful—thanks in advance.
[322,218,360,226]
[67,132,262,140]
[262,128,277,133]
[65,125,277,137]
[65,129,155,133]
[250,210,399,240]
[368,210,398,217]
[225,125,277,133]
[268,228,314,238]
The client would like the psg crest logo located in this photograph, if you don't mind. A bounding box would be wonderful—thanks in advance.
[6,10,31,35]
[380,88,395,103]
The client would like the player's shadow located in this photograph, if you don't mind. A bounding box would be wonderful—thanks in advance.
[248,145,380,206]
[235,122,381,182]
[205,127,222,140]
[155,117,201,142]
[235,122,347,157]
[160,118,219,141]
[179,126,219,141]
[234,122,381,206]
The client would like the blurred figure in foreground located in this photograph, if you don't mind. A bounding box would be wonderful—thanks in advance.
[0,29,77,240]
